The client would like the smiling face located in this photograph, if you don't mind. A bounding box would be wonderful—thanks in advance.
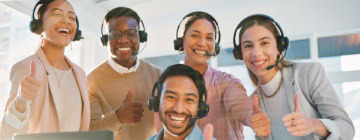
[41,0,77,47]
[107,16,139,67]
[240,24,279,84]
[159,76,199,137]
[183,18,216,66]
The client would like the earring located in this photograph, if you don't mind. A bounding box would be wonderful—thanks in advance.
[70,42,73,50]
[179,46,184,54]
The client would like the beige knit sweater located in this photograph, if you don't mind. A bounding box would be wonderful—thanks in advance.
[87,59,162,140]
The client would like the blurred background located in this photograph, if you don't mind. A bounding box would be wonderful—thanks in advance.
[0,0,359,139]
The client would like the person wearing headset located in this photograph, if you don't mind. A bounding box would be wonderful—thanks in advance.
[148,64,215,140]
[232,14,354,140]
[87,7,161,140]
[0,0,90,139]
[172,11,266,140]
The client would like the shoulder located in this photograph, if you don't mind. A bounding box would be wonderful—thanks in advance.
[10,55,41,79]
[139,59,162,75]
[211,67,243,85]
[288,61,325,76]
[87,61,110,79]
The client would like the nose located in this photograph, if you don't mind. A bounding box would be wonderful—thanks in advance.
[117,33,129,43]
[251,45,263,58]
[173,100,186,114]
[197,37,207,47]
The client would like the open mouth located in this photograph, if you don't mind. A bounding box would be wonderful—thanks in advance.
[57,28,70,36]
[251,60,267,68]
[192,49,206,56]
[167,114,189,128]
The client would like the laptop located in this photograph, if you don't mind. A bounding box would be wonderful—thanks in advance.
[14,130,114,140]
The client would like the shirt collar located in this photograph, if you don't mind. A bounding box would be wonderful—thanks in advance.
[153,124,204,140]
[260,70,282,96]
[107,58,140,74]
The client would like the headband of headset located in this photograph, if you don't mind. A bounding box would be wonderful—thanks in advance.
[174,11,221,55]
[232,14,289,60]
[147,64,209,119]
[100,7,147,47]
[29,0,83,41]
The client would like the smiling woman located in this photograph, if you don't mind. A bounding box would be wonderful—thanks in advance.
[0,0,90,139]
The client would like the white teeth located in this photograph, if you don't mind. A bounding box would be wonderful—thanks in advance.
[194,50,206,55]
[57,28,69,34]
[253,60,265,66]
[118,47,130,51]
[170,115,185,121]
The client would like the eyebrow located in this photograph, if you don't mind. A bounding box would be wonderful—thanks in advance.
[191,30,214,36]
[242,37,272,45]
[164,90,198,98]
[51,8,76,16]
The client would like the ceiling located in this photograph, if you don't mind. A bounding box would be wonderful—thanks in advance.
[2,0,360,58]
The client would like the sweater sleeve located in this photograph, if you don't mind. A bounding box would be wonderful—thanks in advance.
[307,62,354,140]
[222,74,252,126]
[88,78,123,133]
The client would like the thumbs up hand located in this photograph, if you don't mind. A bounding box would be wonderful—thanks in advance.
[203,123,214,140]
[283,93,315,136]
[19,61,41,102]
[115,89,144,125]
[250,95,271,138]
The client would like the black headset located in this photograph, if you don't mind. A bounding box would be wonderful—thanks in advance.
[148,66,209,119]
[174,11,221,56]
[100,7,147,47]
[29,0,83,41]
[233,14,289,60]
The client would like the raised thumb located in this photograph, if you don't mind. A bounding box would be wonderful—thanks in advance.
[203,123,214,140]
[294,93,300,112]
[123,89,132,103]
[30,61,36,77]
[253,94,259,113]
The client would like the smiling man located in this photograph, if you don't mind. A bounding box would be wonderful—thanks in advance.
[148,64,214,140]
[87,7,162,140]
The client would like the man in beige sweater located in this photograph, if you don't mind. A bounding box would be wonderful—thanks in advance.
[87,7,161,140]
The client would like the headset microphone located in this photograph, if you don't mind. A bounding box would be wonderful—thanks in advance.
[132,52,139,55]
[205,51,216,57]
[266,49,287,70]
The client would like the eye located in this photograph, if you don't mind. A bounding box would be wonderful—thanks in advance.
[191,34,199,38]
[206,36,214,41]
[261,41,269,46]
[243,44,253,48]
[69,16,76,21]
[165,95,176,101]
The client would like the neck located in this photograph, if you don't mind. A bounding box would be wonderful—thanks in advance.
[162,126,194,140]
[42,40,69,70]
[185,59,208,75]
[257,67,279,85]
[111,57,137,69]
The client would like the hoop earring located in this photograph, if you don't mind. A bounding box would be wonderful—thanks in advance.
[179,47,184,54]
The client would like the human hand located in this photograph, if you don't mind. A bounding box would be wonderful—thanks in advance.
[250,95,271,139]
[116,89,144,125]
[19,61,40,102]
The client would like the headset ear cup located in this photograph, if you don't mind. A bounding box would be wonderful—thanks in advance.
[197,101,209,118]
[139,31,147,43]
[29,20,42,35]
[215,43,221,55]
[73,30,83,41]
[100,35,108,47]
[277,36,289,53]
[233,46,243,60]
[173,37,183,51]
[147,96,160,112]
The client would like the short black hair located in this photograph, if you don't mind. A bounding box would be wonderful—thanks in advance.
[104,7,140,25]
[156,64,206,102]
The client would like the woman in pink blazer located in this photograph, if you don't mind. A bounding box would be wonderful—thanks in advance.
[0,0,90,139]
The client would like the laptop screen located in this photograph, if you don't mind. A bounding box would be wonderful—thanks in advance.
[14,130,113,140]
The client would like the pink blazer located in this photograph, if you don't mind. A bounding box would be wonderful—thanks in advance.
[1,48,90,139]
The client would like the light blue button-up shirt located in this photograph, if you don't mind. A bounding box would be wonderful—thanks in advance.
[148,124,216,140]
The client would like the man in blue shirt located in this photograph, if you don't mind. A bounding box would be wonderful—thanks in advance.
[148,64,215,140]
